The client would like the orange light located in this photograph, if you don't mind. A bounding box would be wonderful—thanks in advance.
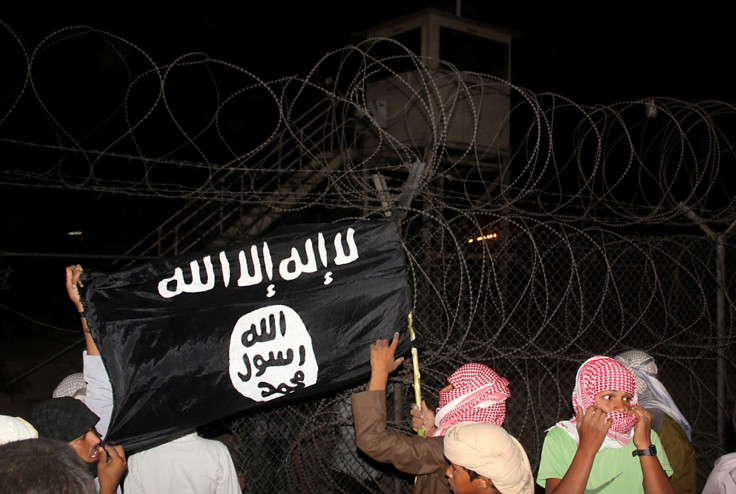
[467,232,498,244]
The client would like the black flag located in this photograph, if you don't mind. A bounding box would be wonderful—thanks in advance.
[81,218,412,450]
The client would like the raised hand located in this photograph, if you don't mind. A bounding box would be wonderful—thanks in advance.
[367,332,404,391]
[66,264,85,311]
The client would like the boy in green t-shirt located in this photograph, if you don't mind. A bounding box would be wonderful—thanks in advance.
[536,356,674,494]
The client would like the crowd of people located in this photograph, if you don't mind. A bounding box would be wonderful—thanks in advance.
[0,265,242,493]
[350,333,734,493]
[0,265,734,493]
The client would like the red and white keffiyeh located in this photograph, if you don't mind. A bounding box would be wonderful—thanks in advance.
[433,363,510,437]
[556,355,639,448]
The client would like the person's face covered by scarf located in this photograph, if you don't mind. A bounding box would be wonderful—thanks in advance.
[572,356,638,442]
[434,363,510,437]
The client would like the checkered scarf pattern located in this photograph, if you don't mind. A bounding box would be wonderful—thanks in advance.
[52,373,87,401]
[614,349,692,440]
[614,349,657,394]
[571,356,638,440]
[433,363,510,437]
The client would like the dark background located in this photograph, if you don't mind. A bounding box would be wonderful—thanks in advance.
[2,2,734,258]
[1,0,734,416]
[1,2,733,255]
[3,2,734,103]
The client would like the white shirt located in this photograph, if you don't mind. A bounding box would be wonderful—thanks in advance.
[83,352,113,439]
[123,432,242,494]
[83,352,120,494]
[84,353,240,494]
[703,452,736,494]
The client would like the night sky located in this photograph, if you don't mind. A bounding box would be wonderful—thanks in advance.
[0,3,734,265]
[3,2,734,103]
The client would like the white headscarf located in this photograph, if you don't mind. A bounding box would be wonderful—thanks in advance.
[614,349,692,440]
[52,372,87,401]
[0,415,38,445]
[444,422,534,494]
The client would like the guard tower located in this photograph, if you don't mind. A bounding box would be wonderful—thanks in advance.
[356,8,518,171]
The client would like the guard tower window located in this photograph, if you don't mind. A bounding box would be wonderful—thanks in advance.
[439,27,509,79]
[367,28,421,75]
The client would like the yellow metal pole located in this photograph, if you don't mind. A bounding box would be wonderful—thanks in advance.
[408,311,424,436]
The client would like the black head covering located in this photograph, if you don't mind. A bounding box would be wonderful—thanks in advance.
[28,397,99,442]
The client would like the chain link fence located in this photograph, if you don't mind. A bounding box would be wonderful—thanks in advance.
[229,218,736,493]
[2,23,735,493]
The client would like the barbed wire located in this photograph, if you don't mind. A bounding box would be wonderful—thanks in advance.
[2,21,735,492]
[2,25,736,224]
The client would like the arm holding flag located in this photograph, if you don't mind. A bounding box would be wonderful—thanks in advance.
[66,264,114,440]
[66,265,95,355]
[351,334,450,492]
[368,333,435,437]
[367,333,405,391]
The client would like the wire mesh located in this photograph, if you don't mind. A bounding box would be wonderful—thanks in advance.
[1,21,735,493]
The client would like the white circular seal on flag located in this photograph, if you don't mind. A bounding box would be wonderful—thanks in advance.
[229,304,318,401]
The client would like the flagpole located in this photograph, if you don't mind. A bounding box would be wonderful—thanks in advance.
[408,311,425,436]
